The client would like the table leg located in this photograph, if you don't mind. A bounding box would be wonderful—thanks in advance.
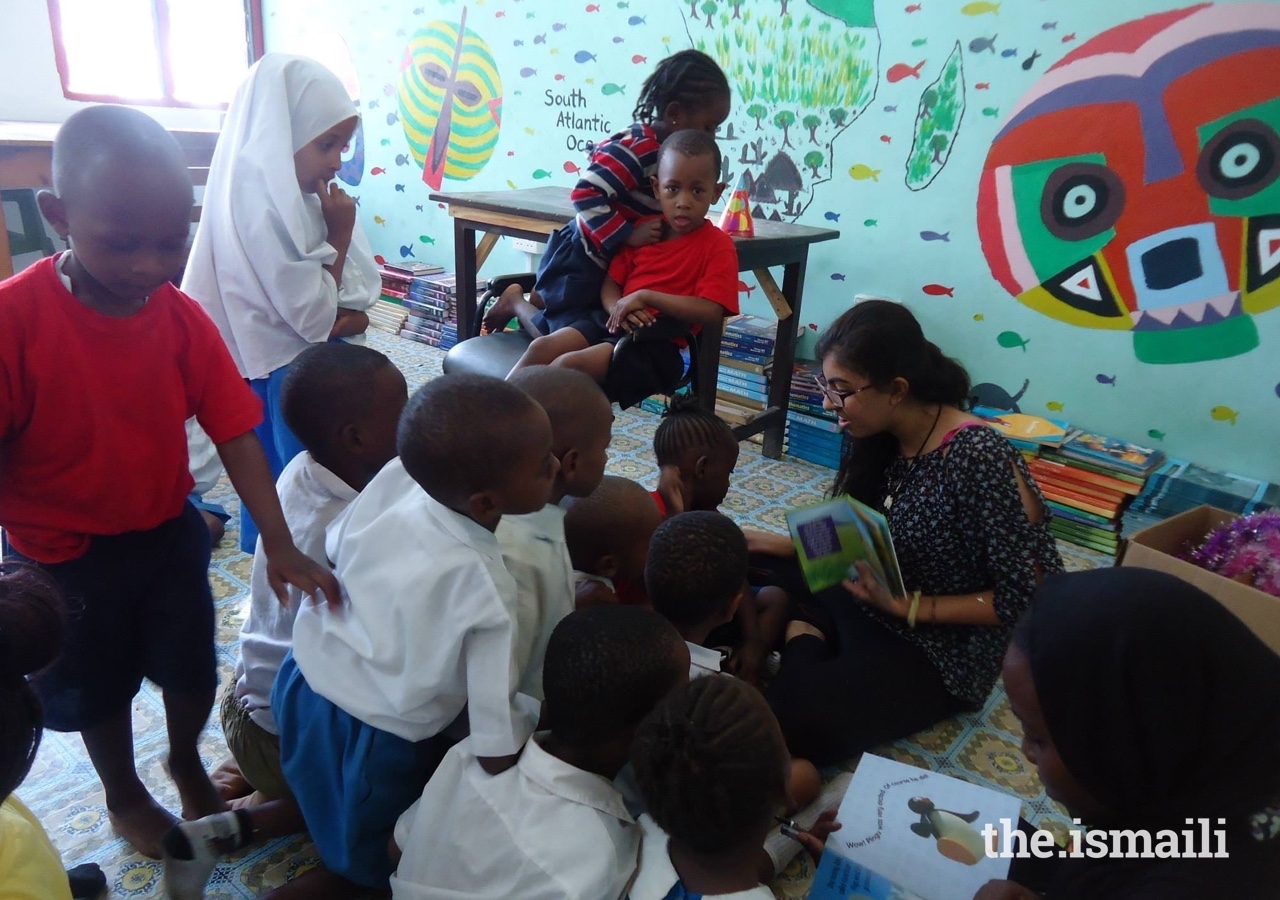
[763,253,808,459]
[453,218,479,340]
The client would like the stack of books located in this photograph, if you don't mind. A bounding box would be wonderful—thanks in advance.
[715,315,776,425]
[1124,459,1278,535]
[786,359,844,470]
[399,272,484,351]
[1032,431,1165,556]
[971,407,1069,458]
[379,261,444,301]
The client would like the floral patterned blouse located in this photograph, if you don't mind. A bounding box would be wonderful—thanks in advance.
[862,424,1064,707]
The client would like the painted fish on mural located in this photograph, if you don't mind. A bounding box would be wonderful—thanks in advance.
[1147,429,1166,440]
[887,61,926,83]
[1096,374,1117,386]
[824,211,840,222]
[848,164,881,181]
[920,230,950,242]
[602,83,626,95]
[1046,400,1065,412]
[1211,405,1239,424]
[961,1,1000,16]
[923,283,955,296]
[968,35,998,54]
[997,331,1030,350]
[1021,50,1042,70]
[831,273,846,281]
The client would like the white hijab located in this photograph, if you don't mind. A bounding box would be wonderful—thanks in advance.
[183,53,380,380]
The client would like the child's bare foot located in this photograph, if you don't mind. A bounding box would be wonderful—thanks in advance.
[785,620,825,643]
[210,757,252,802]
[107,795,179,859]
[480,284,525,334]
[168,753,229,821]
[785,758,822,815]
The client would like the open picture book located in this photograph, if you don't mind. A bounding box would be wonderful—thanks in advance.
[785,496,905,595]
[808,754,1024,900]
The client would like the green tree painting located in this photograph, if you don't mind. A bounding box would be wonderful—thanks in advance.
[701,1,718,27]
[747,103,768,130]
[905,41,966,191]
[803,114,823,143]
[804,149,825,177]
[774,110,796,148]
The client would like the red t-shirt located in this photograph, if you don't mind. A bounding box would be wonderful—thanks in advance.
[607,221,740,340]
[0,257,263,562]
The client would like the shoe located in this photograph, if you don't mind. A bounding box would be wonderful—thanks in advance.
[67,863,106,899]
[161,810,250,899]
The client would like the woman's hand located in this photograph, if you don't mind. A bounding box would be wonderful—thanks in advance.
[606,292,656,334]
[842,561,912,619]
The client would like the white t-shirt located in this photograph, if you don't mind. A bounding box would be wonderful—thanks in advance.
[291,459,538,755]
[495,504,575,701]
[628,814,775,900]
[687,642,727,680]
[391,734,639,900]
[234,452,357,734]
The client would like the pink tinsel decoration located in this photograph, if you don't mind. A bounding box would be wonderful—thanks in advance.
[1181,509,1280,599]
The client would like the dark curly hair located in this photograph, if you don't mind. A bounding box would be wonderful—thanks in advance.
[631,675,788,855]
[652,392,736,468]
[0,562,66,801]
[645,511,747,631]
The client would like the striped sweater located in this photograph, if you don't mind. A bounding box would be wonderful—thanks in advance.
[569,123,664,265]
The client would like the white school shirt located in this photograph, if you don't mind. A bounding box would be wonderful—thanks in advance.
[390,733,639,900]
[234,452,357,734]
[687,641,727,680]
[628,814,775,900]
[181,53,380,380]
[495,504,575,701]
[291,459,539,755]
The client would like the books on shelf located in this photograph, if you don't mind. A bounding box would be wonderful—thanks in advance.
[809,754,1021,900]
[785,495,905,595]
[1056,429,1166,476]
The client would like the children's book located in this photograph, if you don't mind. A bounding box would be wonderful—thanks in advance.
[785,497,905,596]
[971,406,1070,448]
[808,754,1023,900]
[1058,430,1165,475]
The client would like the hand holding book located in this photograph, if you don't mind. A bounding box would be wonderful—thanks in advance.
[844,560,918,620]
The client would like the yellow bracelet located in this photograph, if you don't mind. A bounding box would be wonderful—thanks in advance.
[907,590,922,628]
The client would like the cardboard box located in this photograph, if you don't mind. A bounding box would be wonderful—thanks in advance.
[1119,505,1280,654]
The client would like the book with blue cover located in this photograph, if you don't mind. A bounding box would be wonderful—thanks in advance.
[1058,430,1165,475]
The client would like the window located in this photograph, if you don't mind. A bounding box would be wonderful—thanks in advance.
[47,0,262,108]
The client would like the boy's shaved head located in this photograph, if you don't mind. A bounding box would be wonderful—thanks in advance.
[52,105,191,202]
[563,475,663,578]
[507,365,610,450]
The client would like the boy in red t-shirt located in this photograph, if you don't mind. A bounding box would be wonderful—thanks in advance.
[510,130,740,408]
[0,106,339,859]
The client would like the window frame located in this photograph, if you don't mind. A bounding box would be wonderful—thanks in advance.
[45,0,265,109]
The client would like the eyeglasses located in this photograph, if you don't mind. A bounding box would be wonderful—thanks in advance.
[815,373,875,406]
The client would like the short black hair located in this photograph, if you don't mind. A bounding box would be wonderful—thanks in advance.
[506,365,610,450]
[0,562,65,801]
[52,105,190,199]
[281,342,397,459]
[563,475,662,572]
[542,605,687,748]
[632,675,789,854]
[645,511,748,630]
[397,373,544,505]
[652,392,736,468]
[658,129,722,179]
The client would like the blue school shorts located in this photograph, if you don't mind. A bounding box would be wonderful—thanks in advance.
[272,653,452,889]
[14,501,216,732]
[242,364,307,553]
[530,221,609,337]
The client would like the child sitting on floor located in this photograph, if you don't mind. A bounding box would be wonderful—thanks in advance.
[162,342,408,898]
[629,676,840,899]
[498,366,614,700]
[390,605,690,899]
[563,474,665,608]
[650,404,790,685]
[508,129,739,409]
[273,373,559,895]
[0,105,335,860]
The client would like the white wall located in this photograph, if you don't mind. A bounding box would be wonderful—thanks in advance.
[0,0,222,128]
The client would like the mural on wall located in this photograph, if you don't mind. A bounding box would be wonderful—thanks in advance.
[906,40,966,190]
[683,0,880,221]
[398,9,504,191]
[978,3,1280,365]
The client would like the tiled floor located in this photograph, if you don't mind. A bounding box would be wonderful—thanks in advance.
[23,331,1107,898]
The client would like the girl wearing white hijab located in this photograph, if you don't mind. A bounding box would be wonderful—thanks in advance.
[183,53,380,552]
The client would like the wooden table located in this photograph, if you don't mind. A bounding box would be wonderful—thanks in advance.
[0,121,218,280]
[430,186,838,458]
